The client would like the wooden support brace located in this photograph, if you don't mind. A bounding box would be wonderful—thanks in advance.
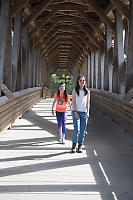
[123,88,133,102]
[86,0,115,34]
[11,0,29,18]
[110,0,130,20]
[22,0,54,30]
[1,84,14,99]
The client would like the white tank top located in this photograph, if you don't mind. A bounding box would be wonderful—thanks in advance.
[76,90,87,112]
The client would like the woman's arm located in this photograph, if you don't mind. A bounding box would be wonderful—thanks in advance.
[52,100,56,115]
[72,90,77,110]
[86,90,90,118]
[72,90,79,119]
[67,94,72,115]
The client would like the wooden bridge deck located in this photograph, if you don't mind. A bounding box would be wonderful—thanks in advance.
[0,98,133,200]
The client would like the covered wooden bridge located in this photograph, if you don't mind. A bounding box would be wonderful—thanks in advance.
[0,0,133,199]
[0,0,133,134]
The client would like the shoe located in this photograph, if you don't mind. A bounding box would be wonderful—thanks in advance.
[58,138,62,143]
[77,144,82,153]
[62,138,65,144]
[71,143,76,153]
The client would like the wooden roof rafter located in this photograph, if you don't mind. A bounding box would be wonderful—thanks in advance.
[12,0,130,73]
[42,29,90,53]
[85,0,115,33]
[11,0,29,18]
[22,0,54,30]
[42,38,84,59]
[44,42,85,66]
[110,0,130,20]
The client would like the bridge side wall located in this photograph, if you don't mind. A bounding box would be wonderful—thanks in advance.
[0,87,51,134]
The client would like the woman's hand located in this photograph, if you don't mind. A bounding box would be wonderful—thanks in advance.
[86,112,89,118]
[52,109,54,115]
[74,112,79,120]
[52,100,56,116]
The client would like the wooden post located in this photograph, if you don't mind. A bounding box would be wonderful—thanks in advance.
[112,29,119,94]
[116,13,126,96]
[3,17,12,91]
[41,59,45,88]
[124,19,129,57]
[21,27,28,89]
[91,52,94,88]
[12,12,22,92]
[16,46,22,91]
[104,28,112,91]
[39,55,43,86]
[97,44,104,89]
[126,0,133,93]
[95,50,98,89]
[87,54,91,88]
[38,54,41,86]
[101,49,105,90]
[35,50,39,86]
[93,52,96,88]
[107,29,113,92]
[33,48,36,87]
[0,0,10,96]
[27,39,33,88]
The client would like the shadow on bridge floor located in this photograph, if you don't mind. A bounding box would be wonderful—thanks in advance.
[0,98,133,200]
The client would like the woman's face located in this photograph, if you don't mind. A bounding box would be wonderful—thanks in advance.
[59,84,66,92]
[78,77,86,87]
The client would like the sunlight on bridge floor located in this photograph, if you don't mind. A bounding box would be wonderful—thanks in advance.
[0,99,119,200]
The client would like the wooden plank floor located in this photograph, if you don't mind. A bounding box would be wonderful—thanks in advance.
[0,98,133,200]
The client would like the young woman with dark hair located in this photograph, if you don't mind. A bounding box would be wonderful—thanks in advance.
[52,82,72,144]
[71,75,90,153]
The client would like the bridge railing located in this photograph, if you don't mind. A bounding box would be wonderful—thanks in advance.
[0,87,51,133]
[90,89,133,135]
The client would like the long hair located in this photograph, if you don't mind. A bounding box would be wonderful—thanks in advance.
[75,75,88,96]
[57,82,68,102]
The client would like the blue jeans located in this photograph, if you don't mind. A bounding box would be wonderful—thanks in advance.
[56,111,67,139]
[72,111,87,145]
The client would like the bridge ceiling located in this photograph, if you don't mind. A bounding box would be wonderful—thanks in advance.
[11,0,130,73]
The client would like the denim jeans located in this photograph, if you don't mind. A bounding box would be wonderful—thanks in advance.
[72,111,88,145]
[56,111,67,139]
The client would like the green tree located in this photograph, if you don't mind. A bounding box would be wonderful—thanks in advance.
[50,74,74,97]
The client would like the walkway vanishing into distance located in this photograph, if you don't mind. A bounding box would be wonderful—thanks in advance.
[0,98,133,200]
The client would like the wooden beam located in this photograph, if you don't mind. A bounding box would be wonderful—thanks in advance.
[34,19,58,45]
[29,9,57,39]
[34,14,99,49]
[46,37,86,59]
[115,13,126,96]
[3,15,12,91]
[35,22,96,54]
[27,40,33,88]
[12,12,22,92]
[123,88,133,102]
[56,19,97,51]
[0,0,10,95]
[86,0,115,33]
[43,40,82,60]
[21,27,28,89]
[11,0,29,18]
[72,26,95,51]
[48,2,91,12]
[1,84,14,99]
[42,35,82,55]
[22,0,54,30]
[110,0,130,20]
[43,39,82,58]
[76,21,100,48]
[78,10,106,42]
